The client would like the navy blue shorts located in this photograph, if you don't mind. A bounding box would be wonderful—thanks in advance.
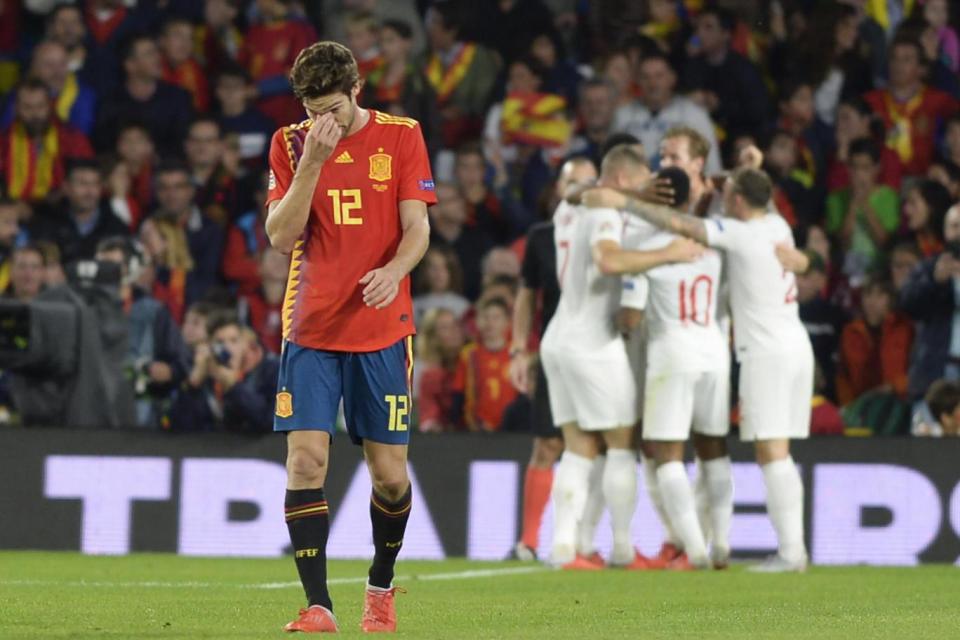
[274,337,414,445]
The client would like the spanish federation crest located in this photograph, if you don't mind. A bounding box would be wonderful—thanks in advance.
[369,148,393,181]
[275,391,293,418]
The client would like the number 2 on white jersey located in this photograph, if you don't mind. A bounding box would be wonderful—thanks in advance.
[678,275,713,326]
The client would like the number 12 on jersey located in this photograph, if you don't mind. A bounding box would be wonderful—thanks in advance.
[327,189,363,225]
[385,394,409,431]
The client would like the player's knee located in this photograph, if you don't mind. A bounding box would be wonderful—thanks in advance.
[693,434,727,460]
[286,447,328,485]
[531,437,563,468]
[368,462,409,501]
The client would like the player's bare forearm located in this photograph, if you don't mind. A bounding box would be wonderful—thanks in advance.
[386,200,430,277]
[265,165,322,253]
[622,197,709,244]
[361,201,430,309]
[511,287,535,351]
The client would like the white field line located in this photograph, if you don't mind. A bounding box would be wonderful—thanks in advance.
[0,565,546,590]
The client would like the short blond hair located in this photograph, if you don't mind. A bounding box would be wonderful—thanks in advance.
[663,126,711,161]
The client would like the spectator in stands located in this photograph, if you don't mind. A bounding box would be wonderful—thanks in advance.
[902,178,950,258]
[837,277,913,405]
[565,77,618,170]
[0,78,93,204]
[917,379,960,436]
[214,65,275,170]
[323,0,427,58]
[413,245,469,325]
[35,159,129,265]
[81,0,151,96]
[96,237,188,429]
[168,313,279,432]
[485,0,556,66]
[36,240,66,288]
[451,297,517,431]
[160,17,211,112]
[184,117,237,228]
[763,129,815,228]
[827,96,902,191]
[151,162,225,309]
[900,204,960,401]
[775,78,828,190]
[796,3,873,126]
[6,245,45,302]
[0,198,20,292]
[222,171,269,295]
[825,138,900,285]
[889,241,922,296]
[920,0,959,73]
[345,10,383,78]
[115,122,157,222]
[415,307,465,432]
[684,5,770,141]
[454,143,511,243]
[240,0,317,126]
[798,252,847,401]
[601,50,637,111]
[139,215,194,324]
[7,40,97,136]
[429,181,495,300]
[613,51,721,173]
[361,19,439,154]
[422,1,500,147]
[941,114,960,169]
[481,247,522,290]
[927,159,960,199]
[46,5,88,77]
[195,0,243,77]
[864,36,958,177]
[241,247,287,354]
[528,31,581,108]
[95,35,194,156]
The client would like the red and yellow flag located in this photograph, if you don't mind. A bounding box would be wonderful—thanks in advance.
[426,43,477,104]
[500,91,572,148]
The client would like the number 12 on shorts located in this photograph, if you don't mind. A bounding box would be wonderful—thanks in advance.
[385,394,409,431]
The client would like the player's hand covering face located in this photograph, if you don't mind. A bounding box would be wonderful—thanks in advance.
[581,187,627,210]
[300,112,344,167]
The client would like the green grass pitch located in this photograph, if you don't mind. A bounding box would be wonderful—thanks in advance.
[1,552,958,639]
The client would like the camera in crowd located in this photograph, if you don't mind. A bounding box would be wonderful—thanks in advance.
[0,259,134,428]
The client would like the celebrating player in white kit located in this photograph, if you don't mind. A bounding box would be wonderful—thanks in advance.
[620,166,729,570]
[584,167,815,572]
[543,145,699,569]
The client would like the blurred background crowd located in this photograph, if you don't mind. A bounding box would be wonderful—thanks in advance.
[0,0,959,436]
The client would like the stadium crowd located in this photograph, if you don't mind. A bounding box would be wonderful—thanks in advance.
[0,0,959,436]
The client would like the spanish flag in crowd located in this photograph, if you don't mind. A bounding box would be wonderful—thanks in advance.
[500,92,572,148]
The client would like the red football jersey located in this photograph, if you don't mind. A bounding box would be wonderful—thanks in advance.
[452,343,517,431]
[266,109,437,352]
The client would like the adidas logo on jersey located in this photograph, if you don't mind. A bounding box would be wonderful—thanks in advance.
[334,151,353,164]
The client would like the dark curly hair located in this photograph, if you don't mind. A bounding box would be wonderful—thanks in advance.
[289,41,360,101]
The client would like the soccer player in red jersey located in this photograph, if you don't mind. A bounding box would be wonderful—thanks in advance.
[265,42,436,633]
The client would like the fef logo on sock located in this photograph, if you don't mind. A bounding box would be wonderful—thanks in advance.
[295,548,319,558]
[276,391,293,418]
[384,541,403,549]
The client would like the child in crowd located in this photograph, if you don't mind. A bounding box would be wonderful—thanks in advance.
[451,297,517,431]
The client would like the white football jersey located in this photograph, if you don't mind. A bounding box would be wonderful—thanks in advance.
[632,229,727,374]
[542,203,625,352]
[704,213,810,360]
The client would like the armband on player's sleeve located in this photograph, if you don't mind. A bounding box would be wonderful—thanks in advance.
[620,275,648,310]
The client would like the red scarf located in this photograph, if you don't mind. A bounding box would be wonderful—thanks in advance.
[85,6,128,46]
